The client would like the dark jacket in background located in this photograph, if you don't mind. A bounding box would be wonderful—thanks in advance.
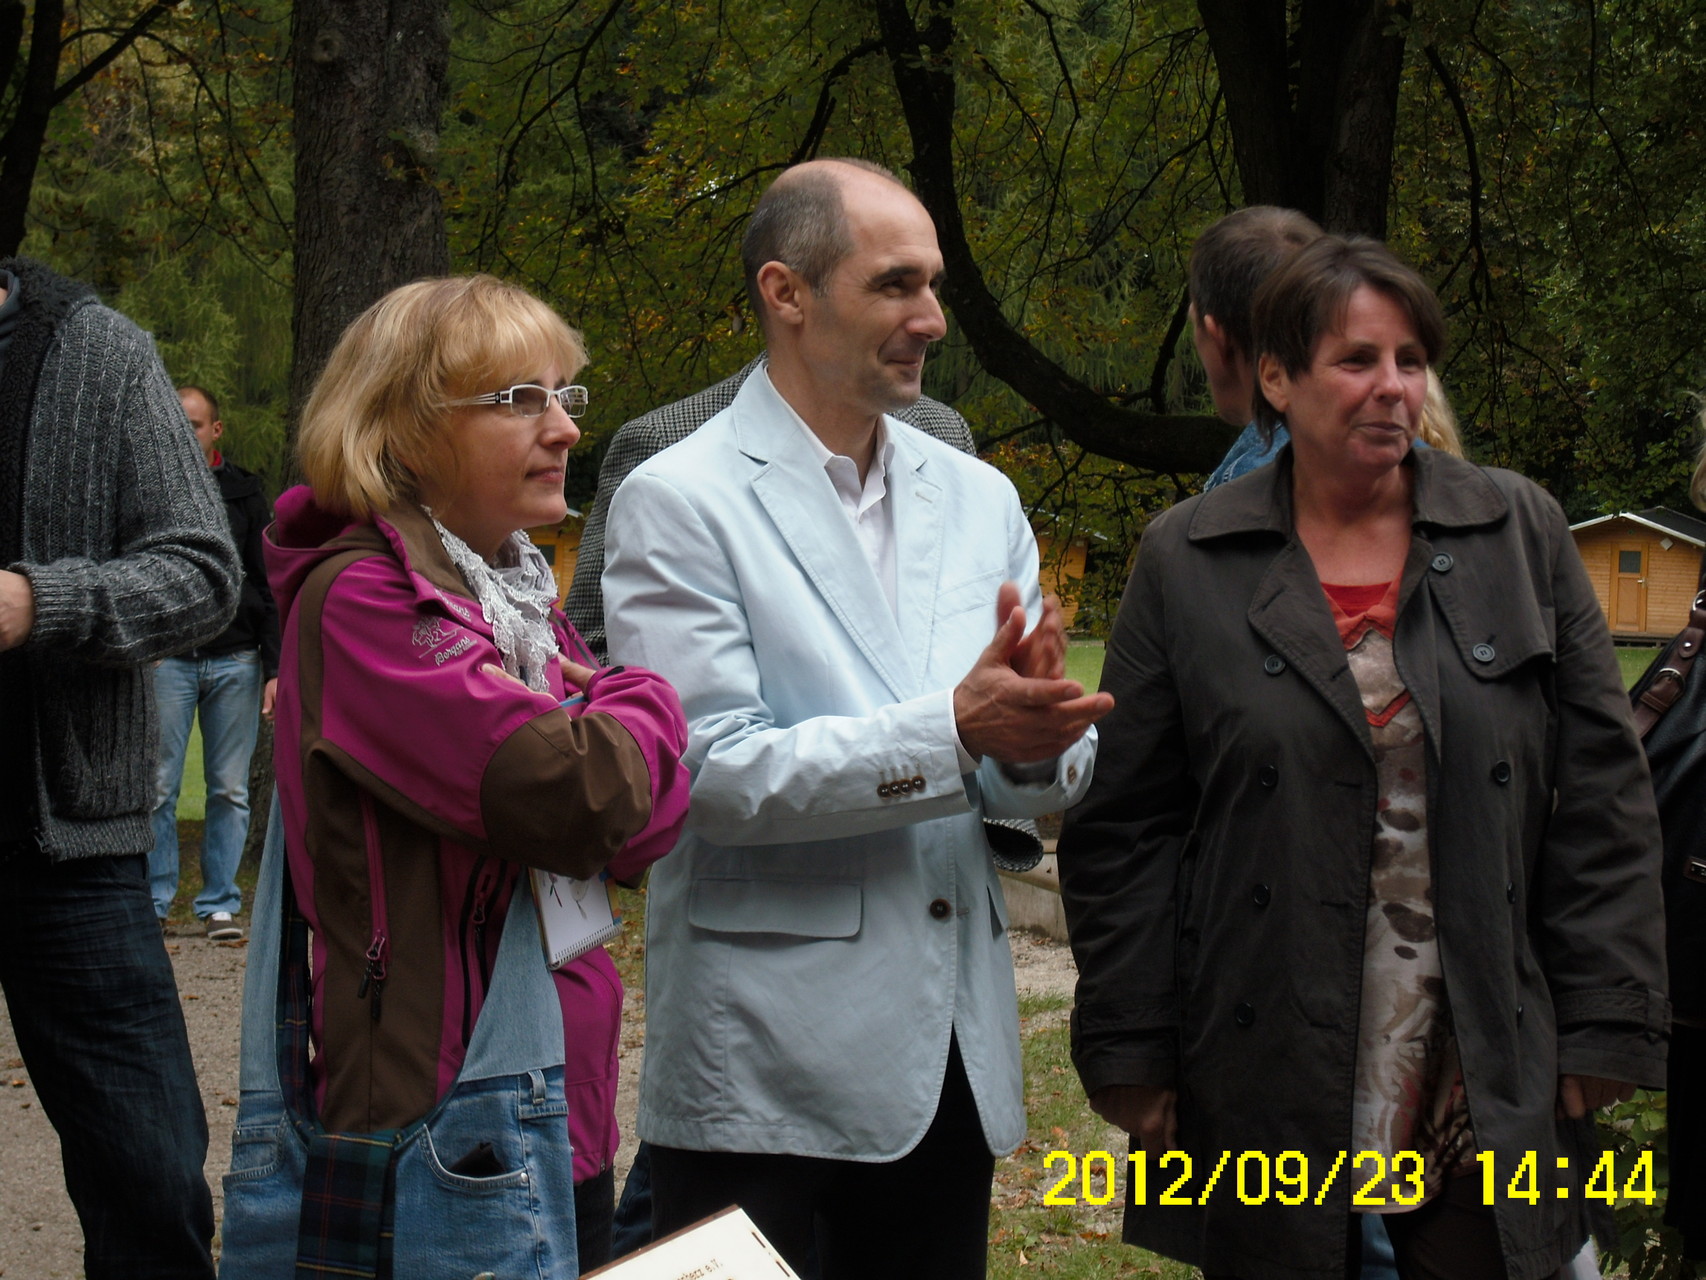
[1060,446,1669,1280]
[195,457,280,679]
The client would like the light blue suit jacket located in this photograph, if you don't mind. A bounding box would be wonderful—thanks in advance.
[604,370,1097,1160]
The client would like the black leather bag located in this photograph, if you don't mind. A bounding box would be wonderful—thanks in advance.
[1629,559,1706,1023]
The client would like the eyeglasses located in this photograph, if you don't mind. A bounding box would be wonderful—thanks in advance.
[450,384,589,419]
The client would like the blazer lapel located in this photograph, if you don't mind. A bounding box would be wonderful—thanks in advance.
[889,432,945,668]
[736,378,916,703]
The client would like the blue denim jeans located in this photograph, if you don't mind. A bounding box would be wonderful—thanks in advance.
[149,651,262,918]
[218,802,578,1278]
[0,850,215,1278]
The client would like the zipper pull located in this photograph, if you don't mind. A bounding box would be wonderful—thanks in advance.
[358,932,389,1022]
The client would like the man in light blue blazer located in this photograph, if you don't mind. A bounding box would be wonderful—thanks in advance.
[603,158,1110,1278]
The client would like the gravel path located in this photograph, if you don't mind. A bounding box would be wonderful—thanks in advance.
[0,922,1079,1278]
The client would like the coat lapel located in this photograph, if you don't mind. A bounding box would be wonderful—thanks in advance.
[735,375,916,703]
[889,433,945,669]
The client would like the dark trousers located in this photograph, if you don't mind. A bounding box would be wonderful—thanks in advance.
[0,850,215,1279]
[649,1037,994,1280]
[574,1166,617,1273]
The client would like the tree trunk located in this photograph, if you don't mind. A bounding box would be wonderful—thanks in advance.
[875,0,1236,475]
[0,0,67,257]
[288,0,451,435]
[1199,0,1409,236]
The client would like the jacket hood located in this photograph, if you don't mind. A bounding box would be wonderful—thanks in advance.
[266,486,490,625]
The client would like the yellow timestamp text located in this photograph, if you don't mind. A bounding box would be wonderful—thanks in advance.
[1475,1150,1656,1205]
[1042,1149,1429,1208]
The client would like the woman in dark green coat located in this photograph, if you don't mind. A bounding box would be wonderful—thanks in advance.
[1060,236,1668,1280]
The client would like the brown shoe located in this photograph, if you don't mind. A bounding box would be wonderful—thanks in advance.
[204,913,243,941]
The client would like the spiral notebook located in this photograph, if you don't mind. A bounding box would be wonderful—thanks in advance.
[529,868,623,969]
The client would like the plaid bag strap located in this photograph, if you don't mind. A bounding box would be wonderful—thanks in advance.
[273,854,402,1280]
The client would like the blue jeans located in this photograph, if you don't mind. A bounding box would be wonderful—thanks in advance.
[0,850,215,1278]
[149,651,262,918]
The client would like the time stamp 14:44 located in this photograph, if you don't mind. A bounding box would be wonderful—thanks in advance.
[1042,1149,1658,1208]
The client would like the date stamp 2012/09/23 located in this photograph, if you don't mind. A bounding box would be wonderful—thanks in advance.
[1041,1149,1657,1208]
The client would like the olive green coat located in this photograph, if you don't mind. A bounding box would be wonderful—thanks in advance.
[1060,447,1668,1280]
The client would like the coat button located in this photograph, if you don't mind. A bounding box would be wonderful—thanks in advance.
[1252,884,1271,908]
[1258,764,1278,788]
[1431,553,1454,573]
[895,778,912,794]
[1234,1002,1255,1027]
[1506,881,1516,904]
[1516,1003,1524,1019]
[1491,760,1511,784]
[878,783,892,798]
[1472,643,1495,663]
[1263,654,1286,676]
[929,898,952,920]
[911,775,926,791]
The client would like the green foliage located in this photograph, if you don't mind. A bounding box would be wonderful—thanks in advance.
[1598,1090,1705,1279]
[20,1,294,491]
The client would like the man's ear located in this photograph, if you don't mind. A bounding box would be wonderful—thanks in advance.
[210,419,225,444]
[1198,312,1235,364]
[1256,353,1290,415]
[755,261,808,329]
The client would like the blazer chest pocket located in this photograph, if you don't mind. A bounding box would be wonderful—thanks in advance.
[688,877,863,939]
[934,569,1006,621]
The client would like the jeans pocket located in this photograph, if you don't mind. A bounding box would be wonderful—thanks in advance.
[218,1118,308,1280]
[224,1116,288,1182]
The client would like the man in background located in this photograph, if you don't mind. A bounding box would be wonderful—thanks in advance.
[1188,205,1322,489]
[148,385,279,940]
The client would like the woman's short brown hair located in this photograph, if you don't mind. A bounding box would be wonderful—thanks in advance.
[298,275,587,519]
[1250,236,1446,442]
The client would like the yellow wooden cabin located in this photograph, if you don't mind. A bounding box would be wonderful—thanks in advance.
[526,509,585,603]
[1569,508,1706,640]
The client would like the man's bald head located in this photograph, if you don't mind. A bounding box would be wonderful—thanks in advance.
[741,159,911,329]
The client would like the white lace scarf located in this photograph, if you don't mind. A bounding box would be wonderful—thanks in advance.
[425,511,560,693]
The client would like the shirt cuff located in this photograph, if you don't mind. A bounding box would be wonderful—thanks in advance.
[948,695,980,774]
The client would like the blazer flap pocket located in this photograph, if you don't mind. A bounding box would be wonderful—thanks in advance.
[688,877,862,938]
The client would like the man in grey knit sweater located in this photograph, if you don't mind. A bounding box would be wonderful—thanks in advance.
[0,256,238,1279]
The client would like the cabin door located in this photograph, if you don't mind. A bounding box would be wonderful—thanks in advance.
[1613,544,1648,632]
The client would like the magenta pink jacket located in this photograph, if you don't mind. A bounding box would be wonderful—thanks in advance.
[266,486,688,1182]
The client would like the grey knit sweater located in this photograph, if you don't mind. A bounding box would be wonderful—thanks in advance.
[1,257,239,861]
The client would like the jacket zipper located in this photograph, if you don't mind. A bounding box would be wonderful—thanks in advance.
[355,794,390,1023]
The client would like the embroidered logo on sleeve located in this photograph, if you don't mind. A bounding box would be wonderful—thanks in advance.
[411,616,476,666]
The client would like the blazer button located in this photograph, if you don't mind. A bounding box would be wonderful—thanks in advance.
[1506,881,1517,904]
[911,775,926,791]
[929,898,952,920]
[1258,764,1278,788]
[1234,1002,1255,1027]
[1431,552,1454,573]
[1263,654,1286,676]
[1252,883,1271,908]
[1491,760,1512,784]
[1472,643,1496,664]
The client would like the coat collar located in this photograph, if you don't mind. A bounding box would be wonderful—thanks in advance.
[1185,443,1510,543]
[727,369,943,702]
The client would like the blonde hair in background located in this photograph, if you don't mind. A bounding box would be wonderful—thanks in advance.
[1418,368,1464,459]
[1690,399,1706,513]
[298,275,588,520]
